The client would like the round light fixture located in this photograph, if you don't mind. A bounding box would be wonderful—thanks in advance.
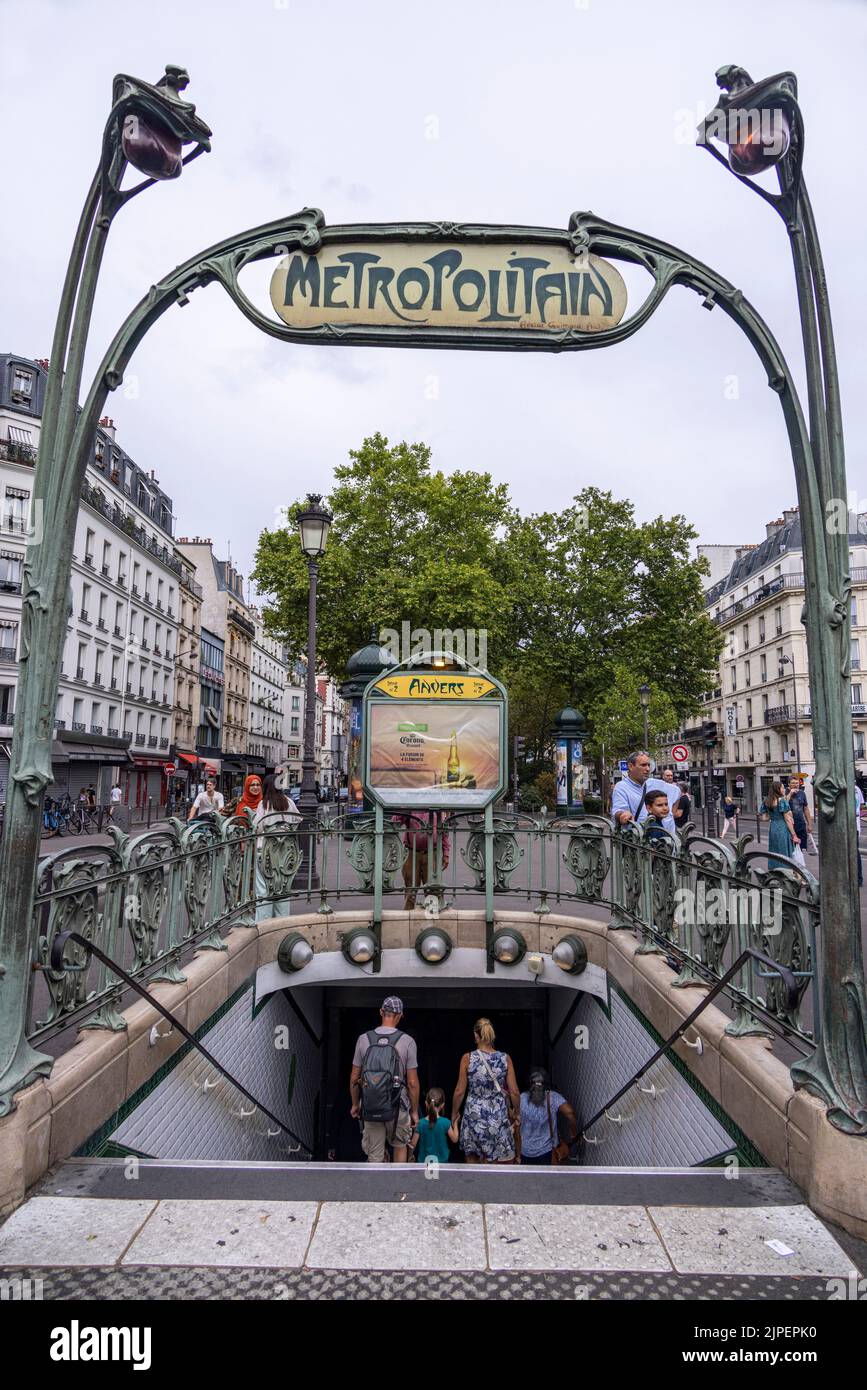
[342,927,379,966]
[490,929,526,966]
[552,934,588,975]
[414,926,452,965]
[277,932,313,973]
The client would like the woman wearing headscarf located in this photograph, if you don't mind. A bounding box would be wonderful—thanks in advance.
[254,774,301,920]
[233,774,264,819]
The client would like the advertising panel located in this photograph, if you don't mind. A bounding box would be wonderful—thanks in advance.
[367,700,502,809]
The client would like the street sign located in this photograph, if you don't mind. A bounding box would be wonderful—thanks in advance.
[618,760,628,772]
[164,763,175,776]
[671,744,689,763]
[725,705,737,738]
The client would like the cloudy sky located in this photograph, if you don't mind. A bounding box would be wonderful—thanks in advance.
[2,0,865,593]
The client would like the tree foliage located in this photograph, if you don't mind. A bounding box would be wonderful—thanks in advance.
[253,438,722,765]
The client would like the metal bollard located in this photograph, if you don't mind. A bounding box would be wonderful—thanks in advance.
[147,796,152,829]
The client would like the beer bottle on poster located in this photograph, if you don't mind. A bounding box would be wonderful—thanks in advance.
[447,731,461,784]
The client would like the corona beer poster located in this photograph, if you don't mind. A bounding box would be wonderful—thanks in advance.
[367,701,502,808]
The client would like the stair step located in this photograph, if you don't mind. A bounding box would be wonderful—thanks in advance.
[46,1159,802,1207]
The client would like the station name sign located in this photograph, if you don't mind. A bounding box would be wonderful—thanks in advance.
[270,239,627,335]
[372,674,497,700]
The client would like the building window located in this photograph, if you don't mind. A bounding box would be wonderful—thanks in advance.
[852,638,862,671]
[3,486,30,534]
[742,623,749,649]
[764,736,771,762]
[734,740,740,763]
[729,665,737,692]
[746,698,753,727]
[747,739,754,761]
[0,619,19,658]
[744,660,751,688]
[856,731,865,760]
[11,366,34,402]
[852,595,858,626]
[0,550,23,590]
[774,606,783,636]
[760,655,767,682]
[758,615,765,641]
[853,684,863,706]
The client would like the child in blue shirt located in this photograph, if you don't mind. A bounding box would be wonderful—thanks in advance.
[411,1088,458,1163]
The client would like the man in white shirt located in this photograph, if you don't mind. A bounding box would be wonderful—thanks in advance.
[611,751,679,833]
[188,778,225,820]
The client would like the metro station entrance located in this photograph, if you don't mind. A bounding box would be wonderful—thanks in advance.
[322,985,549,1161]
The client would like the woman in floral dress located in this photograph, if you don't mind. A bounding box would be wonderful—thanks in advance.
[451,1018,520,1163]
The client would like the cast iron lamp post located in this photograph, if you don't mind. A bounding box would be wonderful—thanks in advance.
[778,653,803,774]
[638,683,651,752]
[0,67,211,1114]
[699,67,866,1131]
[297,494,332,886]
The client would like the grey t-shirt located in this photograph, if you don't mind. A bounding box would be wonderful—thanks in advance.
[352,1026,417,1075]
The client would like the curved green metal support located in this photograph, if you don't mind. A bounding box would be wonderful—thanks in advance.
[0,65,862,1134]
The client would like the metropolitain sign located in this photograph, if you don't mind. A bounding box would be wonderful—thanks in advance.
[269,236,627,337]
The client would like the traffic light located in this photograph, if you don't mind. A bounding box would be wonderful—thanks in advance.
[514,735,526,759]
[702,720,718,748]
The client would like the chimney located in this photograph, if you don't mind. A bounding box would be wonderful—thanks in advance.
[35,358,49,372]
[782,506,799,525]
[765,517,785,539]
[99,416,117,440]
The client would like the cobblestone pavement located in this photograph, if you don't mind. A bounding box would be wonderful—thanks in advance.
[0,1264,846,1301]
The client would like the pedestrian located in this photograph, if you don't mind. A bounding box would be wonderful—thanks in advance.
[673,781,692,830]
[855,785,864,889]
[349,996,419,1163]
[760,782,798,862]
[392,810,450,909]
[519,1067,578,1165]
[451,1018,520,1165]
[611,750,679,832]
[410,1087,458,1165]
[188,777,224,820]
[662,768,675,784]
[254,773,301,920]
[643,788,673,843]
[233,774,264,820]
[789,777,818,854]
[108,783,122,820]
[720,794,739,840]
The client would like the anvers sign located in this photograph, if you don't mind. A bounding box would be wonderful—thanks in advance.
[269,238,627,336]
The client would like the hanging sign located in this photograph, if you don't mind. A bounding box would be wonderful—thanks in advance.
[270,236,627,338]
[363,666,507,809]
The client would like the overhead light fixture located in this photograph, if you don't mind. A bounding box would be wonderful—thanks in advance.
[489,928,526,967]
[277,932,313,973]
[552,934,588,975]
[414,926,452,965]
[341,927,379,966]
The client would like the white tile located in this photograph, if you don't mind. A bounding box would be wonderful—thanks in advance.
[650,1204,858,1276]
[486,1203,671,1272]
[307,1202,486,1271]
[122,1199,319,1268]
[0,1196,156,1267]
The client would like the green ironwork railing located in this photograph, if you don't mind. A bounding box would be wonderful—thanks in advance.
[30,811,820,1059]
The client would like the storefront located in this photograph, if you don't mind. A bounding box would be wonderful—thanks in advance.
[49,729,133,804]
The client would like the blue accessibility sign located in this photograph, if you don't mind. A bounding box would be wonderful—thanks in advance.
[618,760,628,772]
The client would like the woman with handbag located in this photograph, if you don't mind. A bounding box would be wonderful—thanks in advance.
[451,1018,520,1164]
[518,1068,578,1165]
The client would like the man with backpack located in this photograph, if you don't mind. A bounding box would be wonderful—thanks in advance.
[349,996,420,1162]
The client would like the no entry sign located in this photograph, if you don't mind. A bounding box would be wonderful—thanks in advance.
[671,745,689,763]
[164,763,176,776]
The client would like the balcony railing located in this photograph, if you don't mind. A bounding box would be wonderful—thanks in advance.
[19,815,821,1061]
[0,709,14,725]
[0,646,18,662]
[710,568,867,627]
[0,438,38,466]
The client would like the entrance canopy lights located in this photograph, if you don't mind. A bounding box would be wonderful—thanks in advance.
[489,928,526,967]
[277,932,313,974]
[698,67,796,180]
[414,926,452,965]
[552,934,588,976]
[342,927,379,967]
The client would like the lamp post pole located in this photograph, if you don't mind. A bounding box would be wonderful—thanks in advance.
[779,653,803,775]
[638,683,651,753]
[700,67,866,1130]
[0,68,211,1116]
[297,495,333,888]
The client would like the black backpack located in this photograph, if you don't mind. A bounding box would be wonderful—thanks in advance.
[360,1030,406,1122]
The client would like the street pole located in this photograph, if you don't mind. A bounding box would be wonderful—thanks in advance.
[299,557,320,884]
[781,653,803,774]
[0,68,211,1115]
[700,67,866,1129]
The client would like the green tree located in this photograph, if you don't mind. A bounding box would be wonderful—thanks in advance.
[252,433,513,675]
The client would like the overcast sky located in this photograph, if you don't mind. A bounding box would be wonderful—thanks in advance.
[2,0,865,595]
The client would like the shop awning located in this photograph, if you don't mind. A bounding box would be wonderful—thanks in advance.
[177,752,199,767]
[0,742,11,760]
[66,744,134,764]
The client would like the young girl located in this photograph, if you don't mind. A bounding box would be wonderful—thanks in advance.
[412,1088,458,1164]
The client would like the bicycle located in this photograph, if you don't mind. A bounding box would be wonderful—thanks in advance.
[42,798,64,838]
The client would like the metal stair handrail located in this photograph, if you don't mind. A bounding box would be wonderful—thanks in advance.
[580,947,799,1142]
[44,931,310,1154]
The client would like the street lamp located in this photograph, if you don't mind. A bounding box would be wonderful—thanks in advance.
[778,653,803,775]
[699,67,866,1127]
[638,683,651,752]
[297,494,333,885]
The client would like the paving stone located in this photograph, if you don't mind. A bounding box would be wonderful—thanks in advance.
[122,1199,319,1268]
[306,1201,486,1271]
[649,1204,858,1276]
[0,1196,156,1267]
[486,1203,671,1272]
